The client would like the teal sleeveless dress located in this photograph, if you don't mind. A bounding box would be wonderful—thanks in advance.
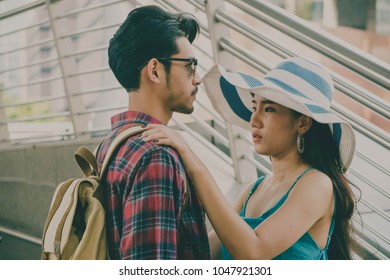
[221,168,335,260]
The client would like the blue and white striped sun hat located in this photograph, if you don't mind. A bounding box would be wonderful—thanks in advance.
[202,57,356,170]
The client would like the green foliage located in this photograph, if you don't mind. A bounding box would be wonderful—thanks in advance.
[2,94,53,121]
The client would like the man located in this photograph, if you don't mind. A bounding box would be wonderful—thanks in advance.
[96,5,210,260]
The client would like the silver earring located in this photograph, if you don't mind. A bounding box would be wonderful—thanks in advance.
[297,132,305,154]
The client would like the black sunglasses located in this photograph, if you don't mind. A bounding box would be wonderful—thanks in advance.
[138,57,198,75]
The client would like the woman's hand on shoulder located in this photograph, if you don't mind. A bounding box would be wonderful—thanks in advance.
[141,124,206,177]
[140,124,187,153]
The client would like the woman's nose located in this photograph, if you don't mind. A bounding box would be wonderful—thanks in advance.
[250,111,261,128]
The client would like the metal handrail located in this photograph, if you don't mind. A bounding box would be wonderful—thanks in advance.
[0,0,45,20]
[354,216,390,252]
[0,18,49,37]
[355,237,387,260]
[0,111,69,124]
[171,117,233,165]
[0,94,65,109]
[332,103,390,150]
[54,0,130,20]
[61,45,108,59]
[187,0,206,12]
[59,22,121,40]
[333,75,390,120]
[226,0,390,89]
[195,100,226,129]
[355,151,390,176]
[242,154,271,175]
[358,198,390,223]
[1,75,62,92]
[190,114,229,146]
[0,56,58,75]
[66,66,110,78]
[0,226,41,245]
[71,85,122,96]
[350,169,390,199]
[0,38,54,56]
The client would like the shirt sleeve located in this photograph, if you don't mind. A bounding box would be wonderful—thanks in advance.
[119,146,185,260]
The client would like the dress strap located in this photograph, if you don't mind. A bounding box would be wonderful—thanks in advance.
[325,196,336,249]
[285,168,315,197]
[242,168,315,217]
[241,176,265,216]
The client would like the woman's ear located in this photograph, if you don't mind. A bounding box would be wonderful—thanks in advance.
[299,115,312,134]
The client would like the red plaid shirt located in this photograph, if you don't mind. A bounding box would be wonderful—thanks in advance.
[97,111,210,260]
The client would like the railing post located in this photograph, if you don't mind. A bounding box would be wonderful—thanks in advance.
[205,0,257,184]
[0,91,10,143]
[46,0,90,139]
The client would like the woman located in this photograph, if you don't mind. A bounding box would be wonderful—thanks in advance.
[141,57,359,259]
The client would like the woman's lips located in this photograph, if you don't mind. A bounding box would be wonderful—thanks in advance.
[252,133,262,142]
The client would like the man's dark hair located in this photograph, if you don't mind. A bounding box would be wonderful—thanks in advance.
[108,5,200,91]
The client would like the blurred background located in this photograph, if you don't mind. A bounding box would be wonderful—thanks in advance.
[0,0,389,260]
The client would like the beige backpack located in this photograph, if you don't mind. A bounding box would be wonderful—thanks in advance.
[41,126,145,260]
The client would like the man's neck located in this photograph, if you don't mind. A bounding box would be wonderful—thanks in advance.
[127,90,172,125]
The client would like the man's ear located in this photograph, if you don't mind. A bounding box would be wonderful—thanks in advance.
[146,58,161,83]
[299,115,312,134]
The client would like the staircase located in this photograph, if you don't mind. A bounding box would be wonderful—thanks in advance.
[0,0,389,259]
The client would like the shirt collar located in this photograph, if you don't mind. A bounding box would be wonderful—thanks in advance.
[111,111,164,130]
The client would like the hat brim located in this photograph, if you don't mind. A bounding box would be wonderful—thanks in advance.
[202,64,356,170]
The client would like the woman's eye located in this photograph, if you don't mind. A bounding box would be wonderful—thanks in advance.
[264,107,275,112]
[251,107,257,112]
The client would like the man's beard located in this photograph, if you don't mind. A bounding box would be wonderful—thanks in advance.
[174,102,194,114]
[166,75,194,114]
[168,90,194,114]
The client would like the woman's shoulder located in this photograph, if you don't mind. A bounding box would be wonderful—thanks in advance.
[302,169,332,187]
[293,168,333,200]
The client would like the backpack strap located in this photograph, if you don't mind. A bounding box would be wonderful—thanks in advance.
[99,125,146,176]
[179,175,189,219]
[74,147,98,177]
[73,125,146,178]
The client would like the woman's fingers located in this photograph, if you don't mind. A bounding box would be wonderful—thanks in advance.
[140,125,171,142]
[141,125,166,139]
[140,124,184,150]
[140,130,164,142]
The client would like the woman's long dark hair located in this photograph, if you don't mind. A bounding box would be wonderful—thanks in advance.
[297,116,359,259]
